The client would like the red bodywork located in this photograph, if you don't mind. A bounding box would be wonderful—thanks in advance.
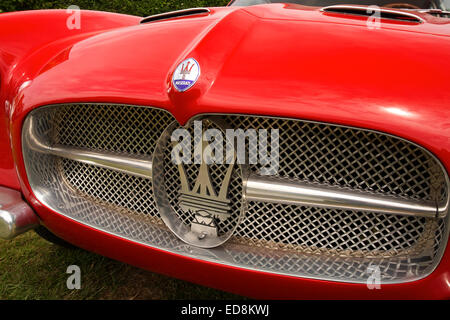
[1,4,449,299]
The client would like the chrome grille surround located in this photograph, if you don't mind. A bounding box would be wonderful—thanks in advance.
[22,104,450,284]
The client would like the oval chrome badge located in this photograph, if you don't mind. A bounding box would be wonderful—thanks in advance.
[172,58,200,92]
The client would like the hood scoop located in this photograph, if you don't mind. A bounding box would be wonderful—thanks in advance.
[141,8,211,24]
[321,5,424,23]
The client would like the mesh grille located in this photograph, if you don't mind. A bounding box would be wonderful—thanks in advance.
[224,116,446,202]
[60,159,159,218]
[55,104,174,155]
[220,115,447,258]
[235,202,435,258]
[22,104,450,284]
[53,104,174,219]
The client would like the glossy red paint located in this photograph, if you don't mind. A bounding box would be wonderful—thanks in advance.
[0,10,141,189]
[1,4,450,298]
[0,107,18,189]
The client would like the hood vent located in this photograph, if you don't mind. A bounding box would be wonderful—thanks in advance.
[321,5,424,23]
[141,8,211,24]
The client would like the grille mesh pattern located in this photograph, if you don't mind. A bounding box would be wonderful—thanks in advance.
[55,104,174,155]
[219,115,446,257]
[224,116,445,202]
[60,159,159,218]
[235,202,437,258]
[22,104,450,283]
[54,104,174,219]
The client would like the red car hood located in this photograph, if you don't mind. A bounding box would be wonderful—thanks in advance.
[7,4,450,163]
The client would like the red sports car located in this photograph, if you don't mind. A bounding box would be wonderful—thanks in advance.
[0,0,449,299]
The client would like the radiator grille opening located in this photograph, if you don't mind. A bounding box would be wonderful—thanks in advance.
[22,104,450,284]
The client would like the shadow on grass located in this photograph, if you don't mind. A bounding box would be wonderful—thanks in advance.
[0,232,244,300]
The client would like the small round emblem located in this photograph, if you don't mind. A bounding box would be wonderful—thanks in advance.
[172,58,200,92]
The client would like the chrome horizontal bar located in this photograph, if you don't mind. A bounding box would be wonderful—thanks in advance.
[245,175,443,218]
[24,116,152,180]
[49,146,152,180]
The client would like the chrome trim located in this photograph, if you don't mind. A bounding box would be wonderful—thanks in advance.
[141,8,211,24]
[0,186,39,240]
[23,114,153,180]
[321,5,424,23]
[438,199,449,218]
[245,175,443,218]
[418,8,450,15]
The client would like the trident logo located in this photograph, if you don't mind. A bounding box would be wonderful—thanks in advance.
[179,61,195,80]
[174,135,235,237]
[172,58,200,92]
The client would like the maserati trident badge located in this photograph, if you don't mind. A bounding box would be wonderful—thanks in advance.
[152,119,245,248]
[176,138,234,238]
[172,58,200,92]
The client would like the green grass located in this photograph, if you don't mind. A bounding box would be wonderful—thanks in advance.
[0,0,230,15]
[0,232,243,299]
